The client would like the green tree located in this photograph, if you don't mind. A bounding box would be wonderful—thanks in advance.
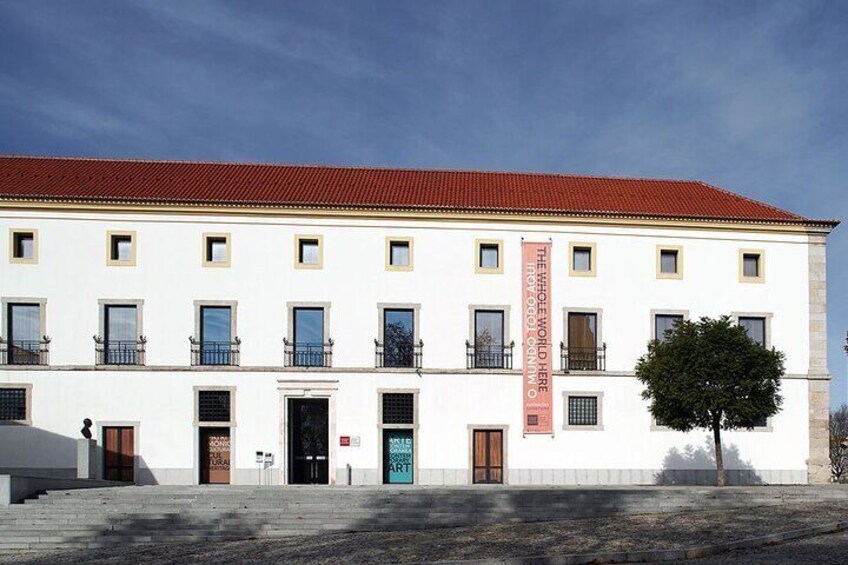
[636,316,784,486]
[830,404,848,483]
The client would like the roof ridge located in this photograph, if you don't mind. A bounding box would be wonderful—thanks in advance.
[0,154,703,185]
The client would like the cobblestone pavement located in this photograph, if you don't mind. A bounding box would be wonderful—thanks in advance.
[3,502,847,564]
[662,530,848,564]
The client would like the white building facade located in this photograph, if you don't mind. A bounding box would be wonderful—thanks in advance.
[0,157,837,486]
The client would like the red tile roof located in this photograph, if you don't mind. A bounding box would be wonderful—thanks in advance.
[0,156,832,225]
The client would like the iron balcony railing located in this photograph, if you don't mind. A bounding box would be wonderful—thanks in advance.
[375,339,423,369]
[283,338,333,368]
[560,343,607,372]
[94,335,146,366]
[0,337,50,366]
[190,337,241,366]
[466,341,515,369]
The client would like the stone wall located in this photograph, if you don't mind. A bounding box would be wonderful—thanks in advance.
[807,233,830,483]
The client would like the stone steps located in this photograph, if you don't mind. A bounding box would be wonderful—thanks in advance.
[2,485,847,553]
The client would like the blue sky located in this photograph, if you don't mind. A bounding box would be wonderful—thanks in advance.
[1,1,846,406]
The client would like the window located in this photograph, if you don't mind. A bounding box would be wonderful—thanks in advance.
[473,310,505,368]
[567,312,599,370]
[385,237,413,271]
[475,239,503,274]
[563,392,603,430]
[4,302,44,365]
[9,229,37,264]
[295,235,323,269]
[739,316,767,347]
[0,384,31,425]
[382,392,414,424]
[739,249,764,283]
[202,233,231,267]
[292,307,325,367]
[197,390,232,423]
[196,304,236,366]
[106,231,136,266]
[382,308,415,367]
[104,305,139,364]
[654,313,684,343]
[569,242,596,276]
[657,246,682,279]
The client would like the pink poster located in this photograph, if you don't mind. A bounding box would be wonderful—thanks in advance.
[522,241,553,434]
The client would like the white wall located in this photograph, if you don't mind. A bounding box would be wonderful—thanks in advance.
[0,209,814,483]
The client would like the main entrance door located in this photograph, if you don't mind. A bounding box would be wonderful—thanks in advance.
[472,429,503,484]
[200,427,231,484]
[103,426,134,482]
[288,398,329,484]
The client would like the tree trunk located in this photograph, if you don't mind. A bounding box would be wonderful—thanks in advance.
[713,423,725,487]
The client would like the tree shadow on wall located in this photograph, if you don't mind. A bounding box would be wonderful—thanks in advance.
[655,436,763,485]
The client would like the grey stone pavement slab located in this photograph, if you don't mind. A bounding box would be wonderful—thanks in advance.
[661,529,848,565]
[1,501,847,564]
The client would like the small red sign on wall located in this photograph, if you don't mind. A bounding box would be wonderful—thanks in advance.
[340,436,350,446]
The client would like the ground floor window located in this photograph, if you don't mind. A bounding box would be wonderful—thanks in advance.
[563,392,604,431]
[0,384,30,424]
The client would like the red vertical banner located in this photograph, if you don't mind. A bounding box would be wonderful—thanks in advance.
[522,241,553,434]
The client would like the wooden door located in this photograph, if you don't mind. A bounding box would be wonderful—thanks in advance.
[200,427,231,484]
[103,426,134,482]
[472,429,503,484]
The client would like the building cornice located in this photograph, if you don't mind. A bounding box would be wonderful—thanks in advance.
[0,198,838,236]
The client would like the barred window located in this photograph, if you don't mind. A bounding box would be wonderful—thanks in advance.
[198,390,231,422]
[567,396,598,426]
[382,393,414,424]
[0,388,27,421]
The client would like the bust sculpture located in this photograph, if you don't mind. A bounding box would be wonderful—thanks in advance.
[81,418,92,439]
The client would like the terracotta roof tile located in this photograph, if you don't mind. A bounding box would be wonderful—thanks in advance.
[0,156,828,225]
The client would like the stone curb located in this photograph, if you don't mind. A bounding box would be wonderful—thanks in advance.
[423,519,848,565]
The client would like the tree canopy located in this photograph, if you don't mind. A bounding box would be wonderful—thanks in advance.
[636,316,784,485]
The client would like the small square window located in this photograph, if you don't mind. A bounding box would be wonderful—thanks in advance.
[480,245,498,268]
[208,239,227,262]
[660,250,677,273]
[9,229,37,263]
[386,238,413,271]
[743,254,759,277]
[657,246,682,279]
[203,234,231,267]
[563,392,603,430]
[382,392,414,424]
[475,239,503,273]
[107,232,136,266]
[197,390,232,423]
[0,385,31,425]
[294,235,323,269]
[573,249,591,271]
[740,250,764,282]
[569,243,596,276]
